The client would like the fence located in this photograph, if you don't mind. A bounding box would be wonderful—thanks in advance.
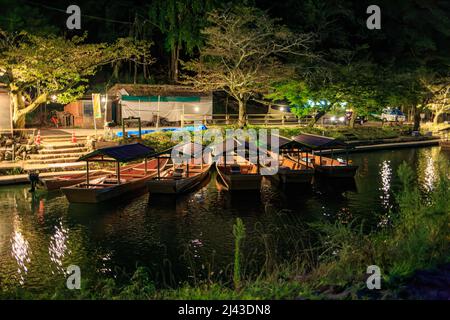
[180,114,309,127]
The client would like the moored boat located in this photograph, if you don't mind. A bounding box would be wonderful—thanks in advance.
[290,134,359,179]
[61,143,167,203]
[38,170,111,191]
[146,142,212,194]
[216,155,262,191]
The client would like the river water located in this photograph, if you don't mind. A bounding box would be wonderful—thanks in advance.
[0,146,449,292]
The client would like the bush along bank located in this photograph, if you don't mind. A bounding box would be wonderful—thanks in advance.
[1,162,448,300]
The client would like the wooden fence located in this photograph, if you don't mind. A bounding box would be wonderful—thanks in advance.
[180,114,309,127]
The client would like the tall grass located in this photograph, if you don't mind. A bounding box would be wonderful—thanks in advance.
[1,163,448,300]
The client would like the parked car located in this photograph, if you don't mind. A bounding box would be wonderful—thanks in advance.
[381,108,406,122]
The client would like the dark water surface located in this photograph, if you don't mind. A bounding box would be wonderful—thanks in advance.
[0,147,449,291]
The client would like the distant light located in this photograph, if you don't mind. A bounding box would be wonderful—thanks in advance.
[194,107,199,112]
[51,95,57,102]
[101,96,107,103]
[280,107,285,112]
[339,116,345,122]
[331,116,336,121]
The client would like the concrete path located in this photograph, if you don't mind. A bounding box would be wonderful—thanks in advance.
[0,170,90,185]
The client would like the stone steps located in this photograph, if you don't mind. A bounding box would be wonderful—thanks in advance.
[28,152,86,160]
[38,147,89,155]
[24,162,86,172]
[26,156,81,165]
[40,142,86,150]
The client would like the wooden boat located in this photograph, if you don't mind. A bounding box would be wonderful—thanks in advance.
[440,140,450,150]
[146,142,212,194]
[216,155,262,191]
[270,155,314,184]
[306,153,358,178]
[146,162,211,194]
[61,158,168,203]
[61,143,167,203]
[38,170,111,191]
[289,134,358,179]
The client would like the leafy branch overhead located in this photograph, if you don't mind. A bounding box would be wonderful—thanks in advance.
[0,30,154,127]
[182,6,315,127]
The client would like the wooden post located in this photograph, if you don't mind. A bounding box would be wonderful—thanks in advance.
[157,156,161,179]
[257,146,260,174]
[122,118,126,141]
[144,158,148,174]
[86,161,90,186]
[138,117,142,139]
[117,161,121,184]
[186,162,190,178]
[306,150,309,169]
[156,95,160,129]
[346,149,349,164]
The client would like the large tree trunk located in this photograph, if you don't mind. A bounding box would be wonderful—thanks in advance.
[433,110,443,125]
[238,99,247,128]
[348,110,357,128]
[169,44,180,83]
[11,87,47,128]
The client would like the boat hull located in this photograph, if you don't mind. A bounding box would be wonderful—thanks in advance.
[314,165,359,178]
[216,163,262,191]
[147,166,211,194]
[61,177,150,203]
[276,169,314,184]
[440,140,450,150]
[38,171,109,191]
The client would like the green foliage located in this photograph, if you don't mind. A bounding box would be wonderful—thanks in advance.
[232,218,246,290]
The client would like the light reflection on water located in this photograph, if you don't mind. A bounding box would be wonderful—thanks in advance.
[48,221,70,275]
[0,146,448,290]
[11,215,31,285]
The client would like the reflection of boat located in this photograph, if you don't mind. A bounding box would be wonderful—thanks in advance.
[146,143,212,194]
[290,134,358,179]
[62,143,168,203]
[439,129,450,150]
[38,171,111,191]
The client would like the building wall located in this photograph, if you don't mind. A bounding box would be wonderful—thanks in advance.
[64,99,112,128]
[0,90,12,132]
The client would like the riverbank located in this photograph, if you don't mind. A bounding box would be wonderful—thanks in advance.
[1,162,448,300]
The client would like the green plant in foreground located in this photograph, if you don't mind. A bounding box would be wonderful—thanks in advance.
[233,218,246,290]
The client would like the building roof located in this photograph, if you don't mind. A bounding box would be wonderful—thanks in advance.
[78,143,156,162]
[107,84,211,98]
[291,133,350,150]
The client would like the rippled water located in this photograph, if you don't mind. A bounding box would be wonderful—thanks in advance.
[0,147,449,291]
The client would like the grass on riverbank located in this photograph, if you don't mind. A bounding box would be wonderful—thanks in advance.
[2,162,447,300]
[118,125,416,153]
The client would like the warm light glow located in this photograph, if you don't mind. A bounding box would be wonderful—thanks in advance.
[330,116,336,121]
[51,95,57,102]
[101,96,107,103]
[194,106,200,112]
[339,116,345,122]
[279,107,285,112]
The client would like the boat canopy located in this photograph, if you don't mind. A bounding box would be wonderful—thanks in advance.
[291,133,351,150]
[78,143,156,162]
[209,138,260,156]
[261,134,307,150]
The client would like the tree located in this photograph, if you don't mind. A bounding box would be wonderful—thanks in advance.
[0,30,154,128]
[148,0,217,82]
[183,6,313,127]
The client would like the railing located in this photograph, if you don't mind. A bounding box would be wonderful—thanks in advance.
[180,114,309,127]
